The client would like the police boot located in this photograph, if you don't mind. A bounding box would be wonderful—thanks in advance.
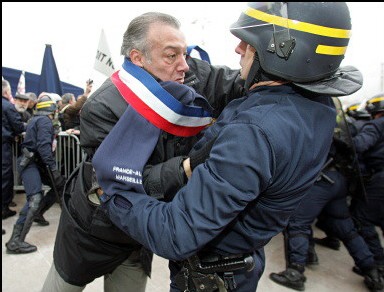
[362,268,383,291]
[5,224,37,254]
[269,264,306,291]
[19,193,43,242]
[33,214,49,226]
[314,236,340,251]
[33,196,53,226]
[306,242,319,266]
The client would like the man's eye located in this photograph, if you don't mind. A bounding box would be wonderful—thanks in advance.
[168,54,176,59]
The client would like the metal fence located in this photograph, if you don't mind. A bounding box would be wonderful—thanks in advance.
[12,132,85,191]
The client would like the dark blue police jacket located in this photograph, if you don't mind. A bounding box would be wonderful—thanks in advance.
[103,84,336,261]
[353,116,384,173]
[21,115,56,170]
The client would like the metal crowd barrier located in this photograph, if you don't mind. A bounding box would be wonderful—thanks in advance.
[12,132,85,192]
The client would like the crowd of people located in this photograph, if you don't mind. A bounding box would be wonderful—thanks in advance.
[2,80,92,235]
[2,2,383,292]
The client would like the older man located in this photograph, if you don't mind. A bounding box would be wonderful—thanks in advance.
[42,11,244,292]
[14,93,32,125]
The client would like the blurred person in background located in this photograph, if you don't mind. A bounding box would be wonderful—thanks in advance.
[2,79,25,220]
[26,92,38,116]
[14,93,32,125]
[59,80,93,132]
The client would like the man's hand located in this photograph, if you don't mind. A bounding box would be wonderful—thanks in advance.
[84,79,93,96]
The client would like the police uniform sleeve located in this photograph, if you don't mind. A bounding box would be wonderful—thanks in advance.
[353,119,384,153]
[36,117,56,170]
[104,123,273,261]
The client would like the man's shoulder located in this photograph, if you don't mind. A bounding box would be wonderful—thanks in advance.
[83,78,126,114]
[2,97,13,110]
[87,78,117,101]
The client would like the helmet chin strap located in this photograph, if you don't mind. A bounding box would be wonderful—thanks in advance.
[244,53,276,91]
[244,56,261,91]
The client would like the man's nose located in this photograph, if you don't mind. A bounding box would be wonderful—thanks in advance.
[178,56,189,72]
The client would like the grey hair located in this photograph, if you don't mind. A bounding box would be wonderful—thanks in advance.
[26,92,37,102]
[61,93,74,104]
[120,12,181,60]
[2,79,11,95]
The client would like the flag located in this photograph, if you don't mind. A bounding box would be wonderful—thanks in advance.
[94,29,115,77]
[38,44,63,96]
[16,70,26,95]
[187,45,211,64]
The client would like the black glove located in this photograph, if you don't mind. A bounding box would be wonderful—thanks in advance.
[189,137,217,171]
[333,136,352,154]
[51,169,66,188]
[143,156,187,201]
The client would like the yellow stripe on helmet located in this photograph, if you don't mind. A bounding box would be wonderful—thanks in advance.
[368,96,384,104]
[348,104,359,111]
[316,45,347,56]
[244,7,351,39]
[36,100,55,109]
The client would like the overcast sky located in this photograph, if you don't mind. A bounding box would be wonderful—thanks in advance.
[3,2,384,107]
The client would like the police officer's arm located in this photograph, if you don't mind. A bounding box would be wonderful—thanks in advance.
[36,118,56,171]
[105,124,273,261]
[352,119,384,153]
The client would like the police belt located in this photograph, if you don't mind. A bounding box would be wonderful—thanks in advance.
[175,252,255,292]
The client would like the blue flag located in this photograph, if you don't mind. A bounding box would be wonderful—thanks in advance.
[187,45,211,64]
[38,44,63,96]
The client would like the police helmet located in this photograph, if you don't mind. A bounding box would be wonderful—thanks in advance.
[35,95,57,116]
[365,93,384,116]
[230,2,352,85]
[346,103,371,120]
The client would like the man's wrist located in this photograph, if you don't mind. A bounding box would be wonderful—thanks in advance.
[183,157,192,179]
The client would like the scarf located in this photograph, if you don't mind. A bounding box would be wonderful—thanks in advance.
[92,59,212,201]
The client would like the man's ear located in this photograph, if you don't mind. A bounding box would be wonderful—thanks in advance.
[129,49,144,67]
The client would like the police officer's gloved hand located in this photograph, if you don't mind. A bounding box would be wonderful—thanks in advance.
[189,137,217,171]
[333,136,352,153]
[51,169,66,188]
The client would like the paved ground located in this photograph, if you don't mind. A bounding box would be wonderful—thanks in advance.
[2,192,381,292]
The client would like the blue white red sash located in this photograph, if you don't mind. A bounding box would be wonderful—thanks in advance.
[111,59,213,137]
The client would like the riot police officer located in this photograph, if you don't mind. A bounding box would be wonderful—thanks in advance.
[346,102,372,136]
[269,140,383,291]
[5,95,66,254]
[94,3,366,291]
[350,93,384,279]
[313,101,372,251]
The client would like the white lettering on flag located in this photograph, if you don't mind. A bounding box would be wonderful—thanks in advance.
[94,29,115,77]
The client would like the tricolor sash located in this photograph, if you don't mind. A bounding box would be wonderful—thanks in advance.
[111,59,213,137]
[93,59,213,207]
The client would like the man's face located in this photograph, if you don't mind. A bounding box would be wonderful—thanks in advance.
[28,99,36,109]
[137,23,189,84]
[14,98,29,113]
[235,40,256,81]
